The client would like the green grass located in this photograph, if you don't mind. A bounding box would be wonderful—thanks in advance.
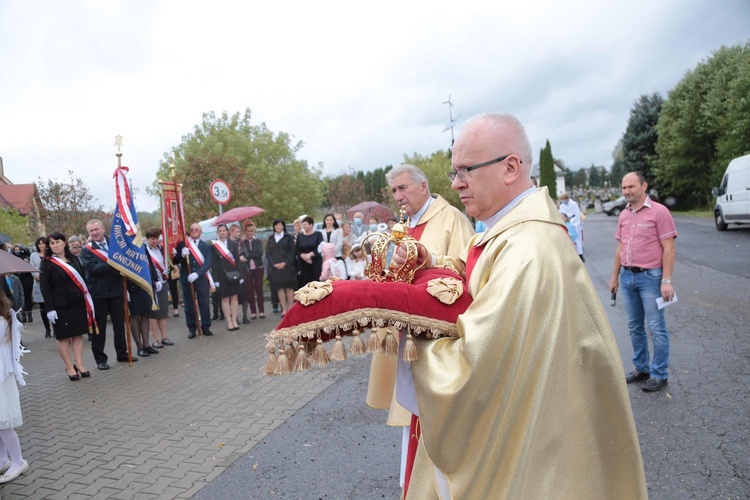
[672,209,712,218]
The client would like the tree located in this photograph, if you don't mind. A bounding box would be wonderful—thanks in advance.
[610,159,626,187]
[588,165,602,188]
[0,208,30,243]
[656,42,750,208]
[539,140,557,199]
[325,174,365,213]
[402,150,462,210]
[622,93,664,187]
[137,211,161,232]
[29,171,104,237]
[153,109,322,227]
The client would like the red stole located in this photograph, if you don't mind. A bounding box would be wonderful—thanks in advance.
[465,244,486,283]
[212,240,236,265]
[84,242,108,262]
[47,256,99,334]
[407,223,426,241]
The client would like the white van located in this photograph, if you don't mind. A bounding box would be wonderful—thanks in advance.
[712,154,750,230]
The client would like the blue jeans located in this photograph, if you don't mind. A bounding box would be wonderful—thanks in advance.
[620,268,670,380]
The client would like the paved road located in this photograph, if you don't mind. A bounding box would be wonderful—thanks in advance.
[2,213,748,499]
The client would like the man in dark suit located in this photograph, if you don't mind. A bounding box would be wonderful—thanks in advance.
[172,223,213,338]
[80,219,134,370]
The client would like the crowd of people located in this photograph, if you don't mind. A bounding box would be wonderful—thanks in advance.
[0,113,678,493]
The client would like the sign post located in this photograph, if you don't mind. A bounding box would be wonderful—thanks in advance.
[210,179,232,214]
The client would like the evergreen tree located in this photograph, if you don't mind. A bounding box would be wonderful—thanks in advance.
[539,140,557,199]
[622,93,663,186]
[588,165,602,188]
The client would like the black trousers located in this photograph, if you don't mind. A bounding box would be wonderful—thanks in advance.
[182,278,211,333]
[92,295,127,363]
[168,276,180,309]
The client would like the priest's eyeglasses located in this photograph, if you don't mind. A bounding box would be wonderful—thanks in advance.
[447,154,521,183]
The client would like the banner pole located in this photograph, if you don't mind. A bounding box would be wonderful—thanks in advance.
[122,276,134,365]
[171,164,203,339]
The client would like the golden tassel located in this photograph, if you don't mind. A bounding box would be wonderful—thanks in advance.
[402,332,418,362]
[350,329,366,355]
[367,329,383,354]
[264,344,277,377]
[285,342,297,366]
[294,343,311,372]
[311,338,330,366]
[330,334,347,361]
[384,328,399,357]
[274,347,292,375]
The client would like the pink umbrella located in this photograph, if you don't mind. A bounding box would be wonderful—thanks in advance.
[213,206,265,226]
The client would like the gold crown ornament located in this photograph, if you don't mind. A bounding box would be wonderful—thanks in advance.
[363,209,428,284]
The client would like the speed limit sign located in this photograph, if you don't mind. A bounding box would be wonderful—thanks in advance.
[210,179,232,205]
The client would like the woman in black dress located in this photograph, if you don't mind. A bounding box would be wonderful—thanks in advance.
[211,224,241,331]
[39,232,92,381]
[265,219,296,317]
[295,216,324,289]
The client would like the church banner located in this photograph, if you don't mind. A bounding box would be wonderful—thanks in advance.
[108,166,156,308]
[160,181,185,265]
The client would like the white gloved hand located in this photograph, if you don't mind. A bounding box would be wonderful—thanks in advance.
[239,279,245,284]
[214,282,220,288]
[187,272,199,283]
[181,247,190,257]
[155,281,163,292]
[127,292,131,302]
[47,310,58,324]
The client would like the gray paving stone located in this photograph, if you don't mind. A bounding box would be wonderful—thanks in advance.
[0,306,335,498]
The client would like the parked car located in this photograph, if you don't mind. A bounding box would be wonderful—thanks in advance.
[602,196,627,216]
[712,153,750,231]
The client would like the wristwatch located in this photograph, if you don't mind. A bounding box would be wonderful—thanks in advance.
[661,278,672,284]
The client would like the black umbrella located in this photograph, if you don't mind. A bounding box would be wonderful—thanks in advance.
[0,232,11,245]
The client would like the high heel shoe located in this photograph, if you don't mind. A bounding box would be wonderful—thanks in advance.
[74,365,91,378]
[67,369,80,381]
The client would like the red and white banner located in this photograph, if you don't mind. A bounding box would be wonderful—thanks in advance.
[161,181,186,266]
[114,166,138,236]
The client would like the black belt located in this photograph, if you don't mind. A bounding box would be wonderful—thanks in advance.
[622,266,648,273]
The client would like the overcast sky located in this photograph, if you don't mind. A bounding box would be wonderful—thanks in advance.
[1,0,748,213]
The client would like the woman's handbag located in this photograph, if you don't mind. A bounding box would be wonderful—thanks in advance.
[225,270,241,282]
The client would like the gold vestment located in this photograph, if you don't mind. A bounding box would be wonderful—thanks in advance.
[366,194,475,426]
[407,188,647,499]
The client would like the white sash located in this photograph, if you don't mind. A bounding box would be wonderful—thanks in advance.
[84,241,108,262]
[212,239,236,266]
[49,255,99,333]
[186,239,216,290]
[147,245,168,280]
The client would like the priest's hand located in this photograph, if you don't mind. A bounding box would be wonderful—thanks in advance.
[393,242,431,269]
[187,272,199,283]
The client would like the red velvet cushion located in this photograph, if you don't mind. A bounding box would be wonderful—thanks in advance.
[270,267,472,343]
